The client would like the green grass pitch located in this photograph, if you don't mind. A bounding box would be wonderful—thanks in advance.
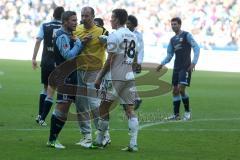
[0,59,240,160]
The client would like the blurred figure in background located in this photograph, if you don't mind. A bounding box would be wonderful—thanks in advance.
[126,15,144,74]
[126,15,144,110]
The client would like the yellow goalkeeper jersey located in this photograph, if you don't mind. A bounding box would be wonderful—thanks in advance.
[73,24,108,71]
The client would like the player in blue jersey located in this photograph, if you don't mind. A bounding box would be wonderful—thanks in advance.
[46,11,84,149]
[156,17,200,121]
[32,6,64,125]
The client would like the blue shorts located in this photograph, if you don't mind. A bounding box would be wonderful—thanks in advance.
[172,69,192,86]
[56,71,77,103]
[56,93,75,103]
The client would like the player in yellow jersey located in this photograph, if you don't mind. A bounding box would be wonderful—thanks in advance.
[73,6,110,148]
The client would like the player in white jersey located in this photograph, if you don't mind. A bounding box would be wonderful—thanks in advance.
[93,9,139,152]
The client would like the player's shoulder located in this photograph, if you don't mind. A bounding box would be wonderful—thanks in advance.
[55,28,66,38]
[93,25,108,35]
[42,20,50,25]
[94,24,104,30]
[43,20,56,26]
[108,29,123,41]
[182,30,189,34]
[75,24,84,31]
[133,30,141,35]
[107,31,118,41]
[181,31,193,41]
[115,27,132,35]
[97,26,109,35]
[73,24,84,36]
[181,30,191,37]
[116,28,136,40]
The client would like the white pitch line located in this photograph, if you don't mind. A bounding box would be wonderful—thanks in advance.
[0,118,240,132]
[1,128,240,132]
[139,117,240,130]
[140,128,240,132]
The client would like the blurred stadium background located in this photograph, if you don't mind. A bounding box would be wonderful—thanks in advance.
[0,1,240,159]
[0,0,240,72]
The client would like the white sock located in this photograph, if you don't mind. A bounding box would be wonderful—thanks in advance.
[84,133,92,140]
[96,119,109,143]
[104,127,110,138]
[128,117,139,147]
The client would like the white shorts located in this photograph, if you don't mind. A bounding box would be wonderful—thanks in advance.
[101,80,136,105]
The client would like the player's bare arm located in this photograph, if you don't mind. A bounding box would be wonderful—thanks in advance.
[156,64,163,72]
[32,39,42,69]
[95,52,115,89]
[188,63,196,72]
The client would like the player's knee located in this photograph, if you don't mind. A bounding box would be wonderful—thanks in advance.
[172,88,179,96]
[179,90,185,96]
[53,109,68,121]
[125,106,136,118]
[101,114,109,121]
[179,87,186,95]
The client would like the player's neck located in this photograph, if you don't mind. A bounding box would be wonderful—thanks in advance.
[175,30,182,35]
[84,22,95,29]
[63,27,71,34]
[116,24,124,30]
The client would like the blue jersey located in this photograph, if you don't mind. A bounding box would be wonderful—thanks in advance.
[38,20,62,70]
[53,28,83,85]
[53,28,83,66]
[161,31,200,70]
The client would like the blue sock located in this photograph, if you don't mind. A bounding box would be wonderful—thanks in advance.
[181,94,190,112]
[49,114,65,141]
[173,95,181,116]
[40,97,54,121]
[38,93,47,115]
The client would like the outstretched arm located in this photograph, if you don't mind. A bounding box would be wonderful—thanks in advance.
[156,41,174,71]
[56,34,84,60]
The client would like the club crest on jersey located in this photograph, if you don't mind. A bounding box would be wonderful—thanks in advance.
[64,44,68,49]
[179,38,183,42]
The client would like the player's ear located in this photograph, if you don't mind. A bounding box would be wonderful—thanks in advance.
[116,18,120,25]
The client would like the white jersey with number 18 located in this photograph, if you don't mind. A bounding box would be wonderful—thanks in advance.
[105,27,137,81]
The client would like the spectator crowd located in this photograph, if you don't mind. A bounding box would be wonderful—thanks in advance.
[0,0,239,50]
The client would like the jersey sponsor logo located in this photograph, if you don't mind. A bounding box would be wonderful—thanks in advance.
[174,43,183,51]
[47,47,54,52]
